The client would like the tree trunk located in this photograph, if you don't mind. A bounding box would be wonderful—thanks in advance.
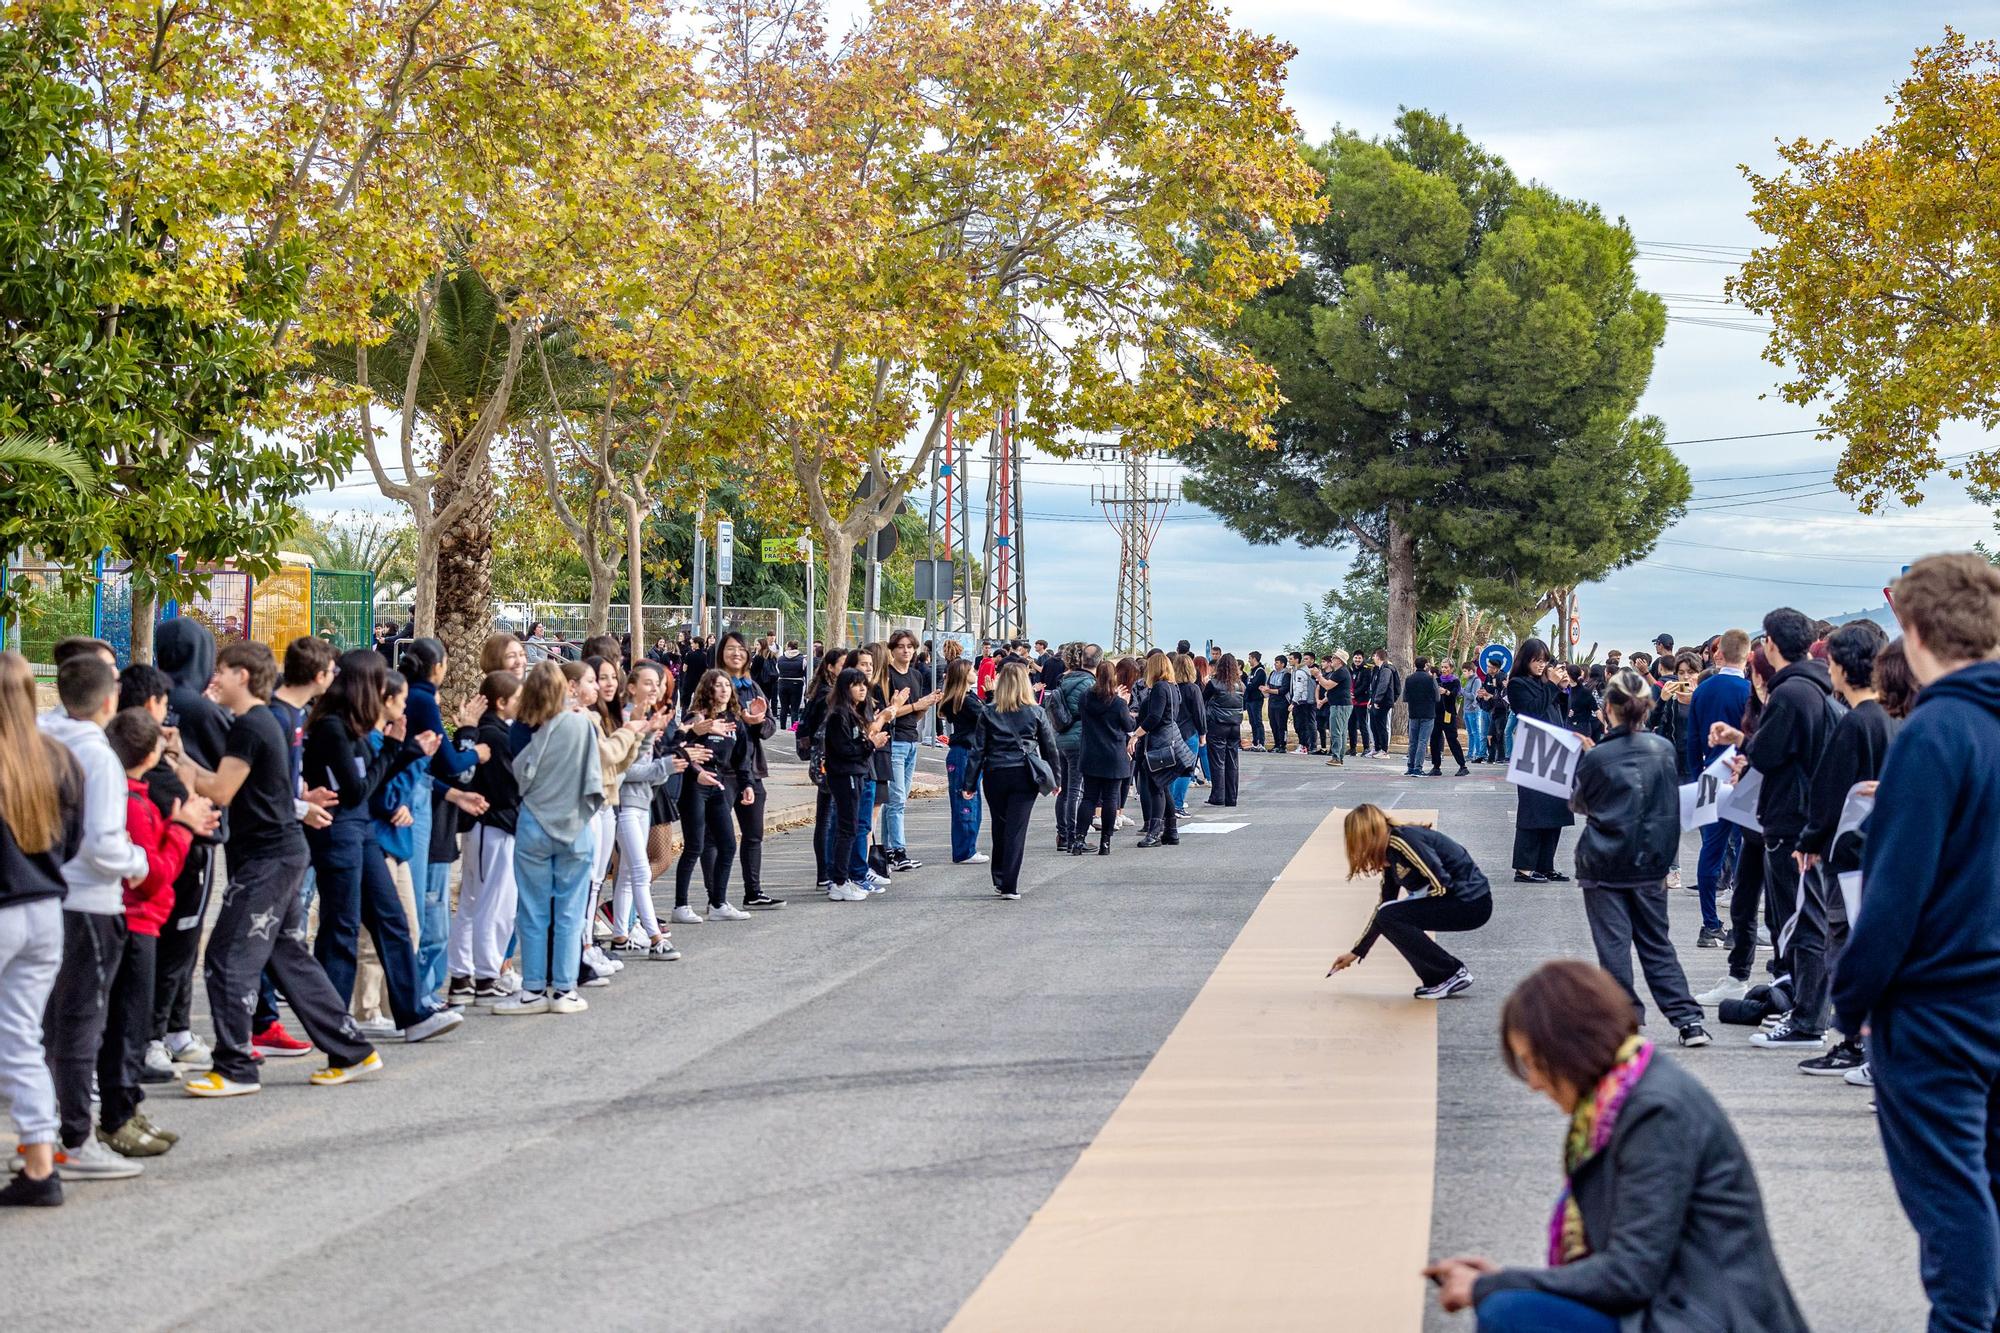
[432,460,494,712]
[584,545,615,638]
[410,524,440,636]
[130,585,157,664]
[624,492,645,666]
[820,526,856,646]
[1384,512,1418,742]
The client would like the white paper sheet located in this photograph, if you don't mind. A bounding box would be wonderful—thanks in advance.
[1507,716,1583,799]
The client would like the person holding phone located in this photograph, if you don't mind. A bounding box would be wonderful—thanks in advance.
[673,669,757,922]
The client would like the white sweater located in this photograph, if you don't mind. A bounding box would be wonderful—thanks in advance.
[38,711,148,915]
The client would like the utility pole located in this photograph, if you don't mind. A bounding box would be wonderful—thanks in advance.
[1090,443,1176,655]
[691,493,707,638]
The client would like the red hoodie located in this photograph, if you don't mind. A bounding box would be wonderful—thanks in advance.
[124,777,192,937]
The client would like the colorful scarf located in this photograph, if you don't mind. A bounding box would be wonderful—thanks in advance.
[1547,1035,1653,1266]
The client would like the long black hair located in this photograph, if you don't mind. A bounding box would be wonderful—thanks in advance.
[806,647,846,702]
[830,667,871,726]
[1510,637,1551,682]
[310,649,388,736]
[583,655,624,729]
[398,636,445,687]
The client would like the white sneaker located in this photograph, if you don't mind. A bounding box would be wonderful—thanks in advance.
[167,1035,212,1069]
[404,1010,464,1043]
[706,903,751,921]
[493,990,550,1016]
[60,1135,144,1180]
[827,882,870,901]
[497,966,522,995]
[584,945,620,974]
[865,870,893,890]
[671,905,704,925]
[548,990,589,1015]
[142,1040,176,1081]
[1845,1063,1874,1087]
[356,1016,404,1040]
[956,853,990,865]
[1116,814,1133,830]
[1695,976,1750,1007]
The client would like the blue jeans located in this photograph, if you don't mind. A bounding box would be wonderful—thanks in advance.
[1504,712,1518,759]
[405,793,443,998]
[307,815,428,1027]
[1405,718,1435,773]
[883,740,918,851]
[1198,736,1211,781]
[512,808,594,995]
[422,862,450,994]
[945,747,982,862]
[1696,820,1737,933]
[1477,1289,1618,1333]
[848,778,876,882]
[1466,707,1488,758]
[1170,770,1191,809]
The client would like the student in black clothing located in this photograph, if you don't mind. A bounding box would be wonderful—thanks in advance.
[821,668,889,900]
[1368,650,1399,755]
[1264,654,1291,753]
[1785,620,1895,1068]
[675,669,757,918]
[1402,657,1438,776]
[1428,663,1469,776]
[716,632,785,909]
[1320,651,1352,767]
[1243,652,1268,750]
[961,661,1061,899]
[774,640,808,730]
[455,671,524,1000]
[299,650,454,1042]
[1328,804,1490,999]
[1348,650,1373,757]
[177,642,382,1094]
[1080,660,1137,852]
[1507,639,1575,882]
[1570,669,1709,1048]
[1173,654,1204,813]
[1203,655,1245,806]
[798,648,849,886]
[1133,653,1183,847]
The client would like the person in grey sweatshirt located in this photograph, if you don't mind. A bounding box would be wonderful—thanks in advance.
[38,648,150,1179]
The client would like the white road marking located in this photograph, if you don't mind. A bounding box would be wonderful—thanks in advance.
[1178,822,1247,834]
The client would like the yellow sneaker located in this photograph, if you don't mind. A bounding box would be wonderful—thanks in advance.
[183,1071,261,1098]
[310,1051,383,1087]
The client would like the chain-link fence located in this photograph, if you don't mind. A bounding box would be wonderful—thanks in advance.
[6,566,95,674]
[827,612,925,646]
[311,570,375,650]
[250,566,313,661]
[179,569,252,650]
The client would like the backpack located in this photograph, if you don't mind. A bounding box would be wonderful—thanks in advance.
[1046,675,1085,733]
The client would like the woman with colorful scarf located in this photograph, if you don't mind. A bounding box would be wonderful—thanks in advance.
[1426,961,1807,1333]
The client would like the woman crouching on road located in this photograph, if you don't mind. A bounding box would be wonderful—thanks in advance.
[961,660,1061,901]
[1426,960,1805,1333]
[1570,668,1711,1049]
[1327,804,1490,999]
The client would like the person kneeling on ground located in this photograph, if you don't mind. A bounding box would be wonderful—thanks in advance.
[1327,804,1490,1000]
[1426,960,1807,1333]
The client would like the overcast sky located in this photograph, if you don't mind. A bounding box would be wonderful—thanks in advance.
[306,1,1994,653]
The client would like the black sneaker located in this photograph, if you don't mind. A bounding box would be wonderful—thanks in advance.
[1513,871,1549,884]
[890,852,923,871]
[1454,766,1469,777]
[1696,926,1726,948]
[743,892,787,910]
[1678,1023,1713,1048]
[0,1170,62,1208]
[473,978,507,1003]
[446,976,476,1007]
[1545,872,1572,883]
[1751,1018,1827,1048]
[1413,970,1472,1000]
[1799,1041,1866,1076]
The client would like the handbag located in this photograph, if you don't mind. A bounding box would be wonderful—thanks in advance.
[1026,748,1058,796]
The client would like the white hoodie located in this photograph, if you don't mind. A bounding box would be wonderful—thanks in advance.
[38,711,148,915]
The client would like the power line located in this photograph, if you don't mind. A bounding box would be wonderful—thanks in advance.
[1634,560,1886,591]
[1656,537,1912,566]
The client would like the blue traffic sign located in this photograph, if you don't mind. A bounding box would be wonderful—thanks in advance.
[1479,642,1513,678]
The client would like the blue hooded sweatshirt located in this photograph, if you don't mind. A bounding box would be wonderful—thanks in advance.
[1835,660,2000,1035]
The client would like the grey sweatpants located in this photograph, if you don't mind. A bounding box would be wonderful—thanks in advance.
[203,849,373,1083]
[1581,880,1703,1029]
[0,898,63,1146]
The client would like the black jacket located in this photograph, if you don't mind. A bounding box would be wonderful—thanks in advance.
[1798,698,1896,865]
[1350,663,1374,708]
[1135,680,1177,738]
[1203,681,1245,739]
[467,714,522,834]
[963,703,1060,790]
[1369,663,1400,707]
[1352,825,1491,958]
[156,616,231,768]
[1402,670,1438,722]
[939,694,986,750]
[301,716,425,819]
[1078,689,1136,780]
[1473,1056,1807,1333]
[0,739,82,910]
[821,705,879,777]
[1571,725,1682,887]
[1744,658,1840,840]
[1177,680,1204,742]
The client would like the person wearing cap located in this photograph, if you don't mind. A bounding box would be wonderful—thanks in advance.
[1650,634,1677,684]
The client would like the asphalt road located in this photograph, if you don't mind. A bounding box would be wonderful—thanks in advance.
[5,748,1332,1333]
[6,746,1924,1331]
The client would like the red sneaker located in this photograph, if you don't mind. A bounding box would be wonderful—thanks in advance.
[251,1021,312,1058]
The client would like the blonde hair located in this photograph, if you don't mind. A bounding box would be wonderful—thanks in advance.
[1142,653,1175,687]
[1173,653,1197,684]
[516,661,571,727]
[1344,804,1391,876]
[864,641,890,695]
[479,632,522,673]
[991,660,1035,713]
[1604,667,1655,727]
[0,652,64,854]
[940,657,973,711]
[941,640,964,664]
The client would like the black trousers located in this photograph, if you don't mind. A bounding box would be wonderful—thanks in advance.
[98,930,156,1130]
[1291,701,1317,752]
[726,778,766,901]
[1349,706,1370,753]
[1763,835,1803,979]
[1247,695,1266,747]
[1581,882,1703,1029]
[1726,831,1769,981]
[676,779,739,908]
[812,783,836,883]
[1370,704,1391,752]
[828,773,863,883]
[204,850,372,1084]
[776,680,803,730]
[1512,825,1560,876]
[152,845,213,1042]
[1054,750,1086,846]
[1205,740,1239,805]
[45,911,123,1149]
[1371,894,1491,986]
[1784,858,1835,1035]
[1429,719,1466,770]
[1138,764,1179,839]
[1083,774,1125,845]
[983,764,1040,893]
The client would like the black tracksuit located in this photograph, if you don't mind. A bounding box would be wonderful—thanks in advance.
[1789,698,1897,1036]
[1203,682,1244,806]
[1350,826,1491,987]
[1079,690,1135,846]
[1743,659,1839,985]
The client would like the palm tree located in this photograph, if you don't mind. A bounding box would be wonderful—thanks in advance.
[0,434,95,493]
